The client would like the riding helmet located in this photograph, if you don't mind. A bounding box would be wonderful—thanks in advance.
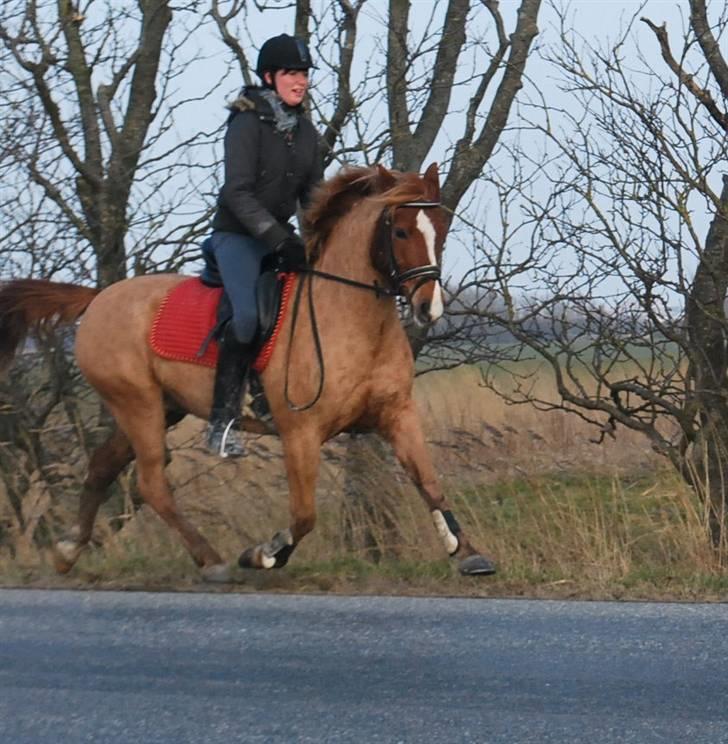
[256,34,314,78]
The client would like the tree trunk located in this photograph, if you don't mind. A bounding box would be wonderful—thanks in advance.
[685,175,728,550]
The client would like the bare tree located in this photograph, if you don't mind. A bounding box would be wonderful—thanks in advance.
[447,1,728,550]
[0,0,223,287]
[0,1,225,556]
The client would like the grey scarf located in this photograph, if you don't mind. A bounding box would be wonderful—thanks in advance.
[259,89,299,134]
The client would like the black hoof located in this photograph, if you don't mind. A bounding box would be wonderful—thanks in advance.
[459,554,496,576]
[238,547,256,569]
[272,544,294,568]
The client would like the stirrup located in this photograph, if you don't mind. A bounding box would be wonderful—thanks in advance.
[206,419,245,459]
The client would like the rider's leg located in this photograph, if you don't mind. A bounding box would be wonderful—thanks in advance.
[207,322,252,457]
[206,232,271,457]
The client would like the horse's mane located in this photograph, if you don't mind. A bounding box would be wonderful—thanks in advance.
[303,165,437,261]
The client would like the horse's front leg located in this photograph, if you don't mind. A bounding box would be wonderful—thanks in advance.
[380,400,496,576]
[238,431,321,569]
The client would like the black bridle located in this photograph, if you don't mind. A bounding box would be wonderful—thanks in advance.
[377,201,442,298]
[284,200,443,411]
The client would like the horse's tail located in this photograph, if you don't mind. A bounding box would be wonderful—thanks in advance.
[0,279,100,369]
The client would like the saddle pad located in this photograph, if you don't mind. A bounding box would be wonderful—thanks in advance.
[149,276,296,373]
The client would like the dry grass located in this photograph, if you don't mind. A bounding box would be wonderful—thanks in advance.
[2,366,726,600]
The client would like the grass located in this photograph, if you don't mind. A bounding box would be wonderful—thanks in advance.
[1,366,727,600]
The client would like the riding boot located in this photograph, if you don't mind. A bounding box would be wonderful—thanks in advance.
[206,325,253,458]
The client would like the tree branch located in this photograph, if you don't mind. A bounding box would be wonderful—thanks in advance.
[320,0,363,161]
[209,0,253,86]
[110,0,172,196]
[689,0,728,103]
[57,0,103,177]
[406,0,469,170]
[386,0,411,170]
[641,16,728,134]
[442,0,542,212]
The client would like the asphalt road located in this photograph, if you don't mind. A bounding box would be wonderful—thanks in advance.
[1,589,727,743]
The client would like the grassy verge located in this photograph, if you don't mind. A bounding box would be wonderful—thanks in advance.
[3,468,726,601]
[2,367,726,600]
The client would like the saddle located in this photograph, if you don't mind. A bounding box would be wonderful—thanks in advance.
[199,252,287,360]
[149,259,297,375]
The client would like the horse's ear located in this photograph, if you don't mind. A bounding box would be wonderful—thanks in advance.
[424,162,441,200]
[376,164,397,192]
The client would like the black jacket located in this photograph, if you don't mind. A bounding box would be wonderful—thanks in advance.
[211,87,323,248]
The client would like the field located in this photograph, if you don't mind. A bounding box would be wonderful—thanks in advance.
[1,365,725,600]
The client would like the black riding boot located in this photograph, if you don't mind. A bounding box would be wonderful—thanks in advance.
[206,325,253,458]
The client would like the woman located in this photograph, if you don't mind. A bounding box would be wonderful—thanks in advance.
[203,34,323,457]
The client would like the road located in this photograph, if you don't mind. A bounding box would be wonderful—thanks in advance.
[0,589,726,743]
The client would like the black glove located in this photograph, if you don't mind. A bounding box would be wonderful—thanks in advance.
[274,234,308,271]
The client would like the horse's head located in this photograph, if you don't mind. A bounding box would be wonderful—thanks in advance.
[372,163,447,326]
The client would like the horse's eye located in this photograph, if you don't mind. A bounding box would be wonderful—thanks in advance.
[394,228,408,239]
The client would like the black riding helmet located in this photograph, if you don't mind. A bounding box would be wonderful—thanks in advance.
[256,34,314,83]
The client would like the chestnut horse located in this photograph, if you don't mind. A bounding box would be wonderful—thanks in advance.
[0,163,495,580]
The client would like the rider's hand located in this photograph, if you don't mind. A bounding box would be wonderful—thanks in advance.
[275,234,308,271]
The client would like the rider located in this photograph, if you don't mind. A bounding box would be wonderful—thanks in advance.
[203,33,323,458]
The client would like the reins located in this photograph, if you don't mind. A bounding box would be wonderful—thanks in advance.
[301,268,398,299]
[283,200,442,411]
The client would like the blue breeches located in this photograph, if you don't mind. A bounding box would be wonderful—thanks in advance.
[202,231,272,344]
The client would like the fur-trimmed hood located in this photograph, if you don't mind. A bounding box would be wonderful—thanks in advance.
[227,86,270,115]
[226,86,302,133]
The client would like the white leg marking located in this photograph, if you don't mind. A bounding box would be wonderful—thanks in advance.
[260,554,276,569]
[432,509,459,555]
[56,540,82,563]
[416,210,444,321]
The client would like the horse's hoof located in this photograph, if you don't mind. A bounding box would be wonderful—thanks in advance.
[53,540,82,574]
[459,554,496,576]
[238,547,257,569]
[201,563,231,583]
[238,546,277,569]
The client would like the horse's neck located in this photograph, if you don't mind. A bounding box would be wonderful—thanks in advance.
[315,203,381,286]
[313,208,395,329]
[316,226,369,276]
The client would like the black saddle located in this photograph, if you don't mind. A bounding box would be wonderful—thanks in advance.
[199,240,289,349]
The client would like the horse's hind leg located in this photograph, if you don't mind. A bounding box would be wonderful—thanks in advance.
[54,427,135,574]
[379,400,496,576]
[54,408,187,575]
[238,431,321,569]
[121,398,231,580]
[90,394,228,581]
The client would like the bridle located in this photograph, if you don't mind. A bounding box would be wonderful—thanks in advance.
[284,200,443,411]
[377,201,442,299]
[303,200,442,298]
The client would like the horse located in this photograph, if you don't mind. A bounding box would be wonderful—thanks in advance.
[0,163,495,580]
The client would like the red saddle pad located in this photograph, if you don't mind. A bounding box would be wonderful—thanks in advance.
[149,276,296,373]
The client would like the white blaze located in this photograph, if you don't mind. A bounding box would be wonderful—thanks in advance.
[416,210,444,321]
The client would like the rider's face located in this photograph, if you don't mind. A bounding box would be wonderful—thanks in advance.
[267,69,309,107]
